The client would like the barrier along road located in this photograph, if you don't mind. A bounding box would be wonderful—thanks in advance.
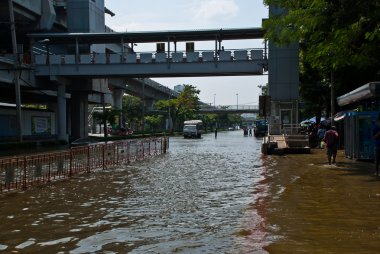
[0,137,169,193]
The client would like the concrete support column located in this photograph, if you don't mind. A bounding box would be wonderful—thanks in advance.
[267,6,300,135]
[70,91,89,139]
[112,88,123,110]
[112,88,124,127]
[57,83,68,142]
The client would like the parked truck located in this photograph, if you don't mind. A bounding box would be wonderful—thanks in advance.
[183,120,203,138]
[254,119,268,137]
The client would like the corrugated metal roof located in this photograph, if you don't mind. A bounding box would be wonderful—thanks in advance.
[337,82,380,107]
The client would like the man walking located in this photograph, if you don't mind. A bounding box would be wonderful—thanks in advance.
[323,126,339,165]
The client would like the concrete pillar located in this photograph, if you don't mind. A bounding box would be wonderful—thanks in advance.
[112,88,124,127]
[57,84,68,142]
[112,88,123,110]
[70,91,89,139]
[268,6,299,135]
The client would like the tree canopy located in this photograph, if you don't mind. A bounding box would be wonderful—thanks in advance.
[156,84,200,131]
[122,95,143,127]
[263,0,380,117]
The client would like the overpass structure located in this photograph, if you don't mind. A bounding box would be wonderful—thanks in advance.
[25,27,267,140]
[0,0,299,143]
[29,28,266,78]
[198,105,259,114]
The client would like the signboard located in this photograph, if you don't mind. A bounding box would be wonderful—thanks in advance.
[32,116,51,135]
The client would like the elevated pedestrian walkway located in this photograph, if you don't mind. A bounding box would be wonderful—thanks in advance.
[33,49,266,78]
[29,28,267,78]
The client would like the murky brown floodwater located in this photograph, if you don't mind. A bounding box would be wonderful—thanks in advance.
[262,149,380,254]
[0,131,379,253]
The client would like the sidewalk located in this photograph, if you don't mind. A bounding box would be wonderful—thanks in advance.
[262,148,380,253]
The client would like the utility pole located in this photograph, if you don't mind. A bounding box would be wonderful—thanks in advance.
[236,93,239,110]
[8,0,22,142]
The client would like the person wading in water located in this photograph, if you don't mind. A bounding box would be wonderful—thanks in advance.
[323,125,339,165]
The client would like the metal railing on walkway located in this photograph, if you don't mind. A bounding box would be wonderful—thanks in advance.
[0,137,168,193]
[32,48,265,65]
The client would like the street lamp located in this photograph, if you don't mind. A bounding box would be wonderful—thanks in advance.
[213,94,216,107]
[236,93,238,110]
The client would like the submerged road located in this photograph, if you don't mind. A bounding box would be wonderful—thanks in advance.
[0,131,380,253]
[0,131,267,253]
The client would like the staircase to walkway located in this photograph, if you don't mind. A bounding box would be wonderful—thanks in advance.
[262,134,310,155]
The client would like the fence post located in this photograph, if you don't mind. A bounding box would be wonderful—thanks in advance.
[127,141,130,163]
[136,141,138,160]
[102,144,105,170]
[23,157,27,190]
[163,137,167,154]
[87,146,90,173]
[69,148,73,177]
[114,143,118,166]
[142,140,145,159]
[48,155,51,182]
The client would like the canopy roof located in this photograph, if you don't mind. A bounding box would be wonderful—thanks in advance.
[337,82,380,107]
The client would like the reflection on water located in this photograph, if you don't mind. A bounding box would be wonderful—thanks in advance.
[1,132,380,253]
[0,131,266,253]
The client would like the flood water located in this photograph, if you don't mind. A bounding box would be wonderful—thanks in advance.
[0,131,380,253]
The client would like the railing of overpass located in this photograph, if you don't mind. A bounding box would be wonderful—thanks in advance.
[0,51,179,98]
[32,48,265,66]
[199,105,259,111]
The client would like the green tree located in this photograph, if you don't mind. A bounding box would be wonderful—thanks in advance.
[145,115,164,132]
[228,114,242,127]
[156,85,200,131]
[176,85,201,124]
[263,0,380,117]
[122,95,143,129]
[92,107,120,127]
[92,106,121,137]
[198,113,218,132]
[155,99,177,132]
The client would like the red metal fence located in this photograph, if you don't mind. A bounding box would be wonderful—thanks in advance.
[0,137,168,193]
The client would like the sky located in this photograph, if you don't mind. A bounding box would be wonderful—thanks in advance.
[104,0,268,106]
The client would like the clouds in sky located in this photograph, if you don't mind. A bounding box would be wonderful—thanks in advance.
[105,0,242,32]
[104,0,268,105]
[192,0,239,23]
